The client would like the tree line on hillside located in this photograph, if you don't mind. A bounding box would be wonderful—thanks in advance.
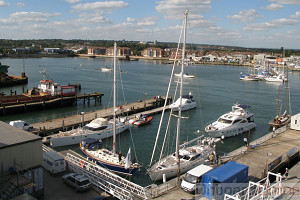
[0,39,299,57]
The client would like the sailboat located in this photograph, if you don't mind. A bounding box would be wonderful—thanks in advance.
[269,63,291,128]
[80,43,141,175]
[147,10,219,182]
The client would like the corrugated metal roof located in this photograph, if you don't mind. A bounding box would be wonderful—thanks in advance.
[0,121,42,149]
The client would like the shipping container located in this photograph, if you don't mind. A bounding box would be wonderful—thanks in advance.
[202,161,248,200]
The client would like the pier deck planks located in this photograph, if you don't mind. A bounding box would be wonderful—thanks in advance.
[32,97,169,135]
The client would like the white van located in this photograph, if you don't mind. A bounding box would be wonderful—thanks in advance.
[43,151,66,174]
[181,164,213,193]
[9,120,33,131]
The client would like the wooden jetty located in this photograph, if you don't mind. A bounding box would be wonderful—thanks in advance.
[32,96,171,136]
[0,92,104,115]
[220,126,300,181]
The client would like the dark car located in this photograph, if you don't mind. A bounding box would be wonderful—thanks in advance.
[62,173,91,192]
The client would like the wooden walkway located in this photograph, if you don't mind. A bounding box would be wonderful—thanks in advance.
[222,127,300,181]
[32,97,170,136]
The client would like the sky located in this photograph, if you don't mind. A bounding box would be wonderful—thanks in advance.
[0,0,299,49]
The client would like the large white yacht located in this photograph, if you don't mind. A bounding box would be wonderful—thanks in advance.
[49,117,129,147]
[205,104,256,138]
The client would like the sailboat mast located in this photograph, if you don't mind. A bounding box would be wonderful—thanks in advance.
[113,42,117,154]
[176,9,188,182]
[285,62,288,115]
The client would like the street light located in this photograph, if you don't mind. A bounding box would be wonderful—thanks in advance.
[80,112,85,141]
[265,152,272,176]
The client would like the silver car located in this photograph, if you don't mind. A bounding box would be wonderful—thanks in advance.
[62,173,91,192]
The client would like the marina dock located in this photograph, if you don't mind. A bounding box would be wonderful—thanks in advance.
[0,92,104,115]
[32,96,171,136]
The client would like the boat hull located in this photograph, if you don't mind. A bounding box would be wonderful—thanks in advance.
[269,116,291,128]
[50,123,129,147]
[170,102,196,111]
[148,149,213,181]
[205,122,256,138]
[81,149,138,175]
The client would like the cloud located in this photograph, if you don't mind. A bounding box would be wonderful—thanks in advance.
[243,18,298,31]
[227,9,260,23]
[77,13,110,24]
[126,17,135,23]
[65,0,81,3]
[0,1,9,7]
[269,0,300,4]
[72,1,128,11]
[156,0,211,20]
[137,17,157,26]
[16,2,25,7]
[9,12,61,22]
[290,11,300,18]
[263,3,283,10]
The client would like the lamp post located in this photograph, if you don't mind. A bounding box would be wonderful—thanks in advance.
[265,152,272,177]
[144,93,147,109]
[80,112,85,141]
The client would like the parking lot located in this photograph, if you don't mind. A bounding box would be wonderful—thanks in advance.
[43,169,111,200]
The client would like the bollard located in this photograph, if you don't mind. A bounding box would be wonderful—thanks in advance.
[163,174,166,183]
[276,173,281,182]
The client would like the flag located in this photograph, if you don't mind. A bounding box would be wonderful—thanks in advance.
[124,147,131,170]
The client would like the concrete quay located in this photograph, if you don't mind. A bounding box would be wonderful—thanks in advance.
[230,128,300,181]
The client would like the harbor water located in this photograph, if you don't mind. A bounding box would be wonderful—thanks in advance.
[1,57,300,186]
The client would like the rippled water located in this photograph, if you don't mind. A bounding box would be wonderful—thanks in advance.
[1,57,299,185]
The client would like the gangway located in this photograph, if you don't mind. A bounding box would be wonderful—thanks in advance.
[65,153,149,200]
[224,172,283,200]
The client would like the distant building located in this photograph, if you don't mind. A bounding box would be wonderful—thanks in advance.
[43,48,61,54]
[106,46,131,56]
[142,47,164,58]
[88,47,106,55]
[88,46,131,56]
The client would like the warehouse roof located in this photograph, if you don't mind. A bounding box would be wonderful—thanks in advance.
[0,121,42,149]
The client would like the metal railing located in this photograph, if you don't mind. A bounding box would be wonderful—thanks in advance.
[65,153,149,200]
[224,172,283,200]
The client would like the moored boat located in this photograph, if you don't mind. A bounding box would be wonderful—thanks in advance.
[80,43,141,175]
[80,138,141,175]
[169,94,196,111]
[49,117,129,147]
[205,104,256,138]
[101,67,113,72]
[129,114,153,126]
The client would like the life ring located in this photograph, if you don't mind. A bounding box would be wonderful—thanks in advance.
[80,160,84,168]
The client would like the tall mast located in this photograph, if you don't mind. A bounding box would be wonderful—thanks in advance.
[113,42,117,154]
[176,9,188,183]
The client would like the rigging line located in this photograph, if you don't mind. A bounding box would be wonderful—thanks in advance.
[149,16,185,167]
[159,109,174,161]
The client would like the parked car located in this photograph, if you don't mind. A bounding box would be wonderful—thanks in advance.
[9,120,33,131]
[62,173,91,192]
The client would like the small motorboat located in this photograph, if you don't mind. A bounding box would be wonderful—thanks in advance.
[129,114,153,126]
[101,67,113,72]
[169,94,197,111]
[175,72,195,78]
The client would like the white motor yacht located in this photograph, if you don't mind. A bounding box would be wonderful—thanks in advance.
[205,104,256,138]
[49,117,129,147]
[169,94,197,111]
